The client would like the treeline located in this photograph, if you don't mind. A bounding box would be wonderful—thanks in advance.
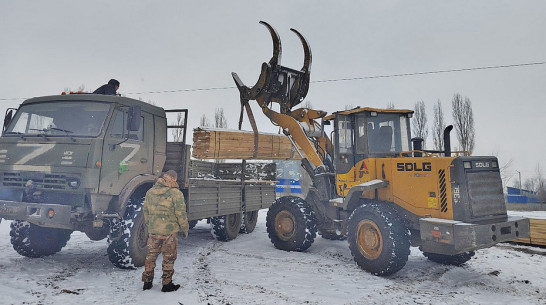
[411,93,475,154]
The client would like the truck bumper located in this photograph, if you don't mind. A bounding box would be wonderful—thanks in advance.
[0,200,72,229]
[419,216,530,255]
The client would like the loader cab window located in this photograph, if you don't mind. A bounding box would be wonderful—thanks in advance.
[110,109,144,141]
[360,112,410,155]
[337,116,353,155]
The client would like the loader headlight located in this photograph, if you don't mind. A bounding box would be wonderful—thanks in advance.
[463,161,472,169]
[492,161,498,168]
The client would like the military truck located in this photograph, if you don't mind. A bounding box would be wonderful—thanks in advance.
[0,94,276,269]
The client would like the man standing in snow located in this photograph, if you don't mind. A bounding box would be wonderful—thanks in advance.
[141,170,189,292]
[93,79,120,95]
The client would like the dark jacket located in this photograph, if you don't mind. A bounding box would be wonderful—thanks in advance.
[93,83,117,95]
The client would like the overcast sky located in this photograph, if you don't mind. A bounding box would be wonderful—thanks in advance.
[1,1,545,187]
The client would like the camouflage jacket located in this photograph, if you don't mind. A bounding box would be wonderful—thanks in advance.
[143,177,189,236]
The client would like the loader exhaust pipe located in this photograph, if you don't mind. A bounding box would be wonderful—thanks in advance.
[443,125,453,157]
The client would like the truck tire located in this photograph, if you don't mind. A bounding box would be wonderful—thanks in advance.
[421,250,475,266]
[266,196,317,252]
[211,213,242,241]
[10,220,72,258]
[347,203,410,276]
[107,197,148,269]
[240,210,259,234]
[189,219,199,229]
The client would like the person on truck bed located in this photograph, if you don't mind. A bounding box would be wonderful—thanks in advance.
[93,79,120,95]
[141,170,189,292]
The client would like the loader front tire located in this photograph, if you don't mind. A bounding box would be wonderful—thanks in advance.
[266,196,317,252]
[347,203,410,276]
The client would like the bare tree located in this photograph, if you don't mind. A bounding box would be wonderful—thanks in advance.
[535,164,546,201]
[386,102,395,109]
[214,108,227,128]
[412,101,428,148]
[199,114,210,127]
[344,104,354,110]
[171,112,184,142]
[451,93,475,154]
[431,99,445,152]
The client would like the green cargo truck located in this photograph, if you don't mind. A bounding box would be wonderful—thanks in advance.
[0,94,276,269]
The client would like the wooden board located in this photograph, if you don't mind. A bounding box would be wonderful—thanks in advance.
[192,128,302,160]
[515,218,546,246]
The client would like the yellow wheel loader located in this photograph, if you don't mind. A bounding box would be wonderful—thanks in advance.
[232,21,529,276]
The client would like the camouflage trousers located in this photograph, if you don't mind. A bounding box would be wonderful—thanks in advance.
[141,233,178,285]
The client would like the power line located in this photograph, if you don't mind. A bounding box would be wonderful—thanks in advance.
[1,61,545,101]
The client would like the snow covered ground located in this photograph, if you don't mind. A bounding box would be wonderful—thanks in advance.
[1,210,545,305]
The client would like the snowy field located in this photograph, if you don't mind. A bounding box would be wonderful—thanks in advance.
[1,210,545,305]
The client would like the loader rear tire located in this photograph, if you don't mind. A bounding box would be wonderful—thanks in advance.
[421,250,475,266]
[266,196,317,252]
[347,203,410,276]
[211,213,242,241]
[10,220,72,258]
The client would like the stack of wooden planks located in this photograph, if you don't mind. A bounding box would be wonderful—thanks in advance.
[516,218,546,246]
[192,128,302,160]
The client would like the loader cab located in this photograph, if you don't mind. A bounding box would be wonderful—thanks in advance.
[326,107,413,174]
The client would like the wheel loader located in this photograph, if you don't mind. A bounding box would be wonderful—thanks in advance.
[232,21,529,276]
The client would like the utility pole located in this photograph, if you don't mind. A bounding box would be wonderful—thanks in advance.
[516,170,522,193]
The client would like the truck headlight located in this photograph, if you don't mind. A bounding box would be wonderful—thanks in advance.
[66,177,80,189]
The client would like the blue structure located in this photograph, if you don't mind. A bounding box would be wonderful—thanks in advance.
[506,187,540,203]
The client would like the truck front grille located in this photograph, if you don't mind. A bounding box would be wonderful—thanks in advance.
[2,172,67,190]
[466,171,506,217]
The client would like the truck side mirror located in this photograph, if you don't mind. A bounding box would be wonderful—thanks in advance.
[3,109,14,133]
[127,106,141,132]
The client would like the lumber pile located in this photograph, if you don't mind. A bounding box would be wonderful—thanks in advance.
[515,218,546,246]
[192,128,302,160]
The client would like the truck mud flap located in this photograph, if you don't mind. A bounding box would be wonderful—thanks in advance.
[0,200,72,229]
[419,216,530,255]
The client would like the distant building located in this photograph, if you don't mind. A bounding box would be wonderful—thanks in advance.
[506,187,541,204]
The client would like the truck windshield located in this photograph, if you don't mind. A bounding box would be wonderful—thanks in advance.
[5,101,111,137]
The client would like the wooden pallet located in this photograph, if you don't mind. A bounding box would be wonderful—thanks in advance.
[192,128,302,160]
[515,218,546,246]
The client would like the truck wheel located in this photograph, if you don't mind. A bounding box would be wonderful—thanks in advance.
[266,196,317,252]
[107,197,148,269]
[211,213,242,241]
[347,204,410,276]
[421,250,476,266]
[189,220,199,229]
[240,210,259,234]
[10,220,72,258]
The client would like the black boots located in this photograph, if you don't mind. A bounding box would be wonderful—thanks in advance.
[143,282,153,291]
[161,281,181,292]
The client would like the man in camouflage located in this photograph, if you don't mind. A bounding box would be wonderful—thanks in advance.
[142,170,189,292]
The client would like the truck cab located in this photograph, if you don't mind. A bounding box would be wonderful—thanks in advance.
[0,94,166,234]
